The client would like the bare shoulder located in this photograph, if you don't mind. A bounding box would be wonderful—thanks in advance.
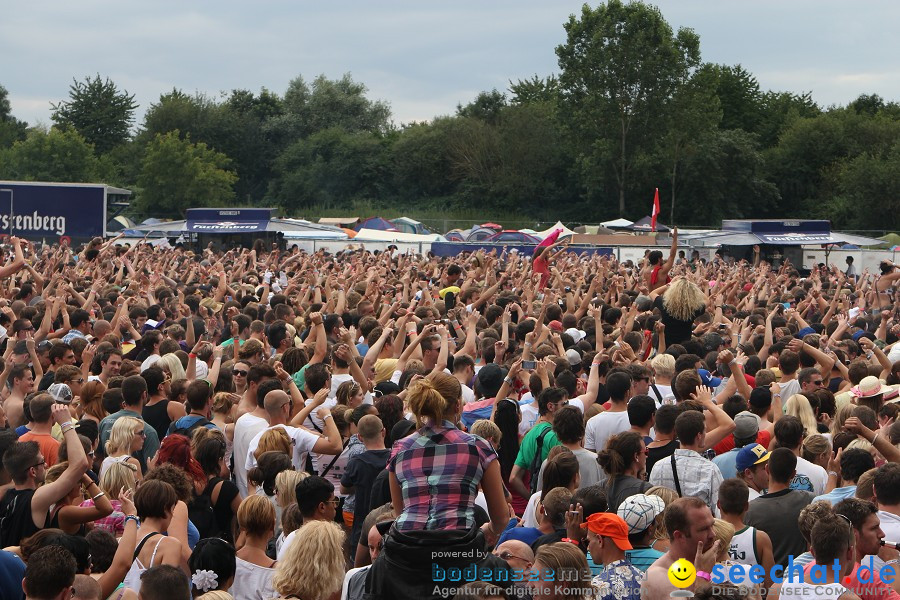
[641,565,672,600]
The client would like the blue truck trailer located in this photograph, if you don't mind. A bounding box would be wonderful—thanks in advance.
[0,181,131,241]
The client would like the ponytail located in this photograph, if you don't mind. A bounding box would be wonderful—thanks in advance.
[597,431,642,484]
[406,371,462,427]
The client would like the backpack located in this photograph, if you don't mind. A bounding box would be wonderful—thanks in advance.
[189,477,223,540]
[529,426,552,495]
[167,416,212,438]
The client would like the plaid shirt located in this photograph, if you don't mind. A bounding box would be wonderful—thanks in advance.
[648,448,723,511]
[80,498,124,536]
[389,420,497,532]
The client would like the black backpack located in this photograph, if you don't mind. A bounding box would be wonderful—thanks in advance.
[189,477,223,540]
[167,416,212,438]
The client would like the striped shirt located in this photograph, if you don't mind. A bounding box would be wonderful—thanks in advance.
[389,420,497,532]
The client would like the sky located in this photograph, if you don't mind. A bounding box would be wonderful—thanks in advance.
[3,0,900,128]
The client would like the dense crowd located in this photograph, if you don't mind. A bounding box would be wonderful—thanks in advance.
[4,231,900,600]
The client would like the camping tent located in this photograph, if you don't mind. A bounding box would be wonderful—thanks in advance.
[466,226,499,242]
[631,216,670,232]
[574,225,615,235]
[877,233,900,249]
[601,218,634,229]
[536,221,577,239]
[355,217,398,232]
[391,217,433,235]
[354,229,444,242]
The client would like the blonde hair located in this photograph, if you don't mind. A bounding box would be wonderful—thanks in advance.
[846,438,874,454]
[801,434,831,463]
[45,462,68,485]
[832,403,855,436]
[237,494,276,538]
[272,520,346,600]
[80,380,107,421]
[254,428,292,461]
[212,392,236,417]
[785,394,819,438]
[713,519,735,561]
[156,353,186,382]
[856,467,878,501]
[335,380,362,406]
[406,371,461,427]
[533,543,591,598]
[196,592,233,600]
[647,485,680,541]
[651,353,675,379]
[239,339,264,361]
[469,419,501,445]
[191,426,225,455]
[105,417,142,456]
[275,470,308,508]
[662,278,707,322]
[100,461,137,496]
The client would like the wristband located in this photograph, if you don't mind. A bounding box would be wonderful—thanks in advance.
[828,470,839,478]
[124,515,140,527]
[696,571,711,582]
[189,353,197,358]
[323,413,333,421]
[561,538,579,545]
[59,421,73,429]
[92,491,106,501]
[872,433,880,445]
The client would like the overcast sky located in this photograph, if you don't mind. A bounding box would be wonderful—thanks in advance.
[3,0,899,129]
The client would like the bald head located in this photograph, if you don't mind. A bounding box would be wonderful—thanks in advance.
[358,414,384,442]
[73,574,101,600]
[495,540,534,571]
[264,389,291,418]
[92,320,112,340]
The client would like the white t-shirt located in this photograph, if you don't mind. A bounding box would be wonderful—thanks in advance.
[793,455,828,496]
[245,424,320,472]
[140,354,161,371]
[231,557,276,600]
[303,396,339,472]
[233,413,269,498]
[650,383,674,406]
[522,491,542,528]
[778,378,801,405]
[584,411,631,452]
[519,402,539,438]
[461,384,476,404]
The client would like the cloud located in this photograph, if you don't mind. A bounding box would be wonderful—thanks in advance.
[3,0,900,129]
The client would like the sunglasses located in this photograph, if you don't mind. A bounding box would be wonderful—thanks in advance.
[232,369,248,377]
[497,550,530,562]
[134,430,146,437]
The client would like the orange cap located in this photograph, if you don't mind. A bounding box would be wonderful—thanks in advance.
[581,512,633,551]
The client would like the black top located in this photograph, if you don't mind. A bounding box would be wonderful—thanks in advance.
[646,440,679,477]
[653,296,704,346]
[38,371,56,392]
[0,489,44,547]
[206,476,240,543]
[606,475,652,513]
[342,449,392,549]
[142,400,172,442]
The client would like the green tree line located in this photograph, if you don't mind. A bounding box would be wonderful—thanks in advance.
[2,0,900,230]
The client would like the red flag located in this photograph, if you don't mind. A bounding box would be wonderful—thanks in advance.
[651,188,660,232]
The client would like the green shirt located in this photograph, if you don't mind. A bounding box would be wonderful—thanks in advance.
[514,421,560,470]
[292,363,310,392]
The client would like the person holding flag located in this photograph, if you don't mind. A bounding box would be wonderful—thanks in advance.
[532,229,569,288]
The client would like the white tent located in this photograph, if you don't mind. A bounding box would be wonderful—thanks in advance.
[536,221,577,239]
[601,218,634,229]
[354,228,444,242]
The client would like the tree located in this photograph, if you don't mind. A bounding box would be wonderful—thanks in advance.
[456,90,507,125]
[269,128,390,212]
[835,141,900,230]
[509,75,559,105]
[135,131,236,217]
[0,127,102,182]
[51,75,138,155]
[556,0,701,216]
[0,84,28,148]
[707,64,763,134]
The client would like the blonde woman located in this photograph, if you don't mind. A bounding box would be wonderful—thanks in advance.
[101,417,143,481]
[801,434,831,470]
[336,380,365,409]
[157,353,187,382]
[252,428,292,464]
[785,394,819,438]
[274,470,308,555]
[650,277,708,346]
[80,461,137,537]
[272,520,345,600]
[650,353,676,403]
[832,403,855,437]
[646,485,679,553]
[211,392,238,467]
[231,495,278,600]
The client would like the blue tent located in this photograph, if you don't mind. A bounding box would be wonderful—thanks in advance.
[355,217,398,232]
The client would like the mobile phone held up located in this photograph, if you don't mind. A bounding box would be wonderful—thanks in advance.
[522,360,537,370]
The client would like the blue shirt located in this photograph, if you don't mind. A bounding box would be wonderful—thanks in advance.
[625,547,664,572]
[813,485,857,506]
[0,550,25,598]
[712,447,740,480]
[496,526,543,547]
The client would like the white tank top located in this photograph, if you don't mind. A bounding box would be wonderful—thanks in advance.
[121,533,164,592]
[778,581,849,600]
[728,525,760,566]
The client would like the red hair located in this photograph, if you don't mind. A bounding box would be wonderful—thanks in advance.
[156,434,204,484]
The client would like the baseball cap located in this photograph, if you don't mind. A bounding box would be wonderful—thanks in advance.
[47,383,73,404]
[697,369,722,388]
[565,348,582,367]
[581,512,632,550]
[565,328,586,343]
[548,320,564,333]
[617,494,665,535]
[795,327,816,339]
[735,443,770,473]
[733,411,760,440]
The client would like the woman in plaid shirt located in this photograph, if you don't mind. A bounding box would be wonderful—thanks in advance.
[388,371,509,536]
